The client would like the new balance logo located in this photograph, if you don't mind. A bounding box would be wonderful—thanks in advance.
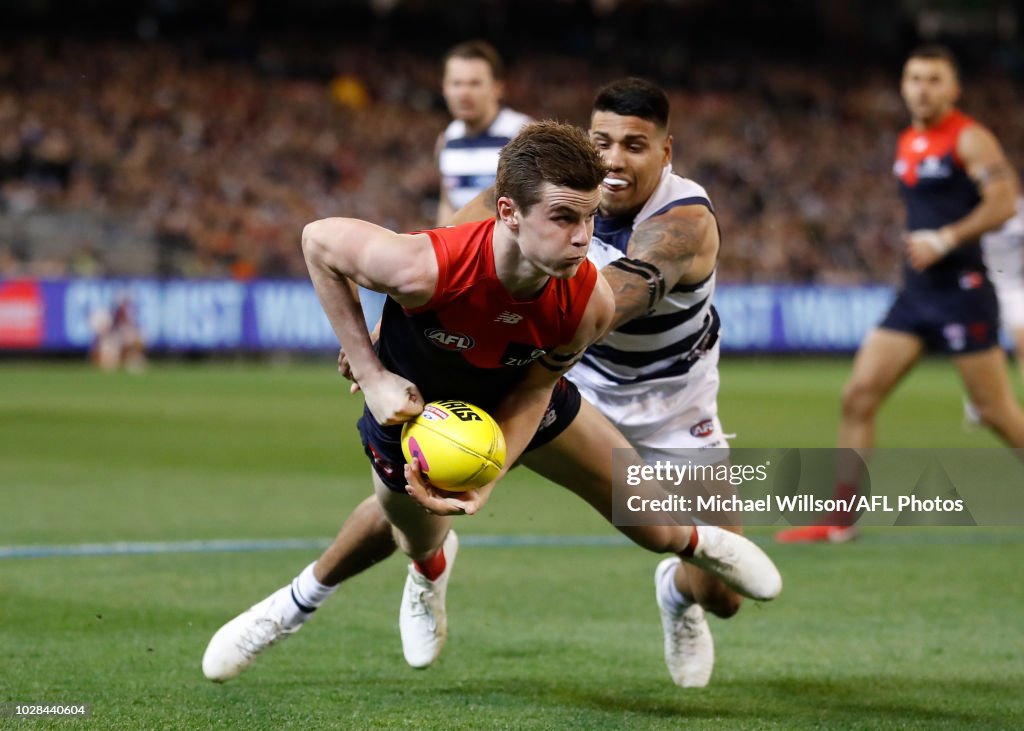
[494,311,523,324]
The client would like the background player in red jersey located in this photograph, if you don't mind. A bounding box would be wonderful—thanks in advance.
[778,46,1024,543]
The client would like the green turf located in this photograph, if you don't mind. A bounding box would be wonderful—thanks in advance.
[2,360,1022,729]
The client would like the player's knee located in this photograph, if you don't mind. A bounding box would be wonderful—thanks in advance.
[841,379,881,420]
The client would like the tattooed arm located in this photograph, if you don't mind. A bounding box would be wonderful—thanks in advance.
[601,204,719,331]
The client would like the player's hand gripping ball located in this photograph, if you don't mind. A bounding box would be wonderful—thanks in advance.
[401,400,506,491]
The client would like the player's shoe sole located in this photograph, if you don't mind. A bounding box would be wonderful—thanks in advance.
[655,557,714,688]
[400,530,458,668]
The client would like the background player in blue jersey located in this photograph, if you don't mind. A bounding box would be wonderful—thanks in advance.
[539,78,740,689]
[778,46,1024,544]
[435,40,531,225]
[448,78,742,687]
[203,120,781,683]
[361,41,531,327]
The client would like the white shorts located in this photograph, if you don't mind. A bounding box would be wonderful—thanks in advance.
[568,343,729,465]
[994,282,1024,332]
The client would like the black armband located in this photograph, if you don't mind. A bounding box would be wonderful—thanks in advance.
[607,257,666,311]
[539,351,582,372]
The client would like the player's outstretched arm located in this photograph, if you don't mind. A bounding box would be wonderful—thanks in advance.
[302,218,438,424]
[601,204,718,331]
[906,124,1020,270]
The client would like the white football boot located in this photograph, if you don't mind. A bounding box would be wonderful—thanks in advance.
[399,530,458,668]
[686,525,782,601]
[202,585,305,682]
[655,557,714,688]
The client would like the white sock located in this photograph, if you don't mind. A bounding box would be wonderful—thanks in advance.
[658,562,694,614]
[287,562,338,622]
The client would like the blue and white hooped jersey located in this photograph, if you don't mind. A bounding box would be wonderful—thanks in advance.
[439,108,532,210]
[574,166,720,387]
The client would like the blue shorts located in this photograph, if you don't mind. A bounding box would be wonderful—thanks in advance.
[357,377,582,492]
[879,277,1000,354]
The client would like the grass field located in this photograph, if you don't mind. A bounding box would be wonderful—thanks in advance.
[2,359,1023,730]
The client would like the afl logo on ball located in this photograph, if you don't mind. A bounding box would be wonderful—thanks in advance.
[424,328,475,351]
[689,419,715,438]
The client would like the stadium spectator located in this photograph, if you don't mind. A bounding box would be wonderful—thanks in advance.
[777,45,1024,543]
[3,38,1024,284]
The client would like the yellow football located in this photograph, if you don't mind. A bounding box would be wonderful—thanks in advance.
[401,400,506,492]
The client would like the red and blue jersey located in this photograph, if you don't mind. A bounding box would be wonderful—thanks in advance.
[894,109,985,287]
[375,218,598,411]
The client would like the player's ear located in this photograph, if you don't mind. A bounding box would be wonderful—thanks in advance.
[663,133,673,165]
[496,197,518,230]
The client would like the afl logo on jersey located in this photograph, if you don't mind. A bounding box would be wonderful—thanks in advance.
[424,328,475,351]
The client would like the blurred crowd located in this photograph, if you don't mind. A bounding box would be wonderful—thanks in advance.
[2,38,1023,283]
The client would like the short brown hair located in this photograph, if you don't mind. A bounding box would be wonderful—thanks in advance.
[443,40,505,81]
[907,44,959,78]
[495,121,607,213]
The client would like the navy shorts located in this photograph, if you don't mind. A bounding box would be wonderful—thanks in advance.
[357,377,582,492]
[879,278,1000,354]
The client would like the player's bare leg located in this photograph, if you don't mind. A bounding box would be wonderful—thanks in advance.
[778,328,923,543]
[202,489,401,682]
[955,346,1024,446]
[315,495,397,584]
[838,328,924,450]
[522,402,779,688]
[963,330,1024,427]
[1013,328,1024,385]
[373,476,458,668]
[521,400,780,600]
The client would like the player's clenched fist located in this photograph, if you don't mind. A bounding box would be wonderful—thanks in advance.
[359,371,425,425]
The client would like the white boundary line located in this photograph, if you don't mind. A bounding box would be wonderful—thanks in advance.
[1,530,1021,560]
[0,534,631,559]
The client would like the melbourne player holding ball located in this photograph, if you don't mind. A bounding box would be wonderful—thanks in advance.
[203,120,781,683]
